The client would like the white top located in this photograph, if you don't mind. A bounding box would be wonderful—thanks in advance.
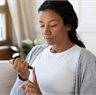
[29,45,81,95]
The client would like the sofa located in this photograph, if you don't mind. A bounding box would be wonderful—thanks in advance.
[0,60,17,95]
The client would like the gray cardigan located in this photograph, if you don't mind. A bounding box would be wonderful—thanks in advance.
[10,44,96,95]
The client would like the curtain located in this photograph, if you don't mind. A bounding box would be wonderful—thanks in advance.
[7,0,34,47]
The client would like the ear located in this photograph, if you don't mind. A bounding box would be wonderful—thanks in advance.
[66,24,72,31]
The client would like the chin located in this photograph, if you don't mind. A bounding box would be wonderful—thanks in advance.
[47,42,55,45]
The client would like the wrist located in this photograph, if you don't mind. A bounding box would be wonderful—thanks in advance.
[18,69,30,81]
[18,73,28,81]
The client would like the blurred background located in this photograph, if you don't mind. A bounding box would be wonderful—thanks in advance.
[0,0,96,60]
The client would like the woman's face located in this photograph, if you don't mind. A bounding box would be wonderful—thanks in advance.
[39,9,71,45]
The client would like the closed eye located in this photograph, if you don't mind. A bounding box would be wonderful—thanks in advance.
[40,24,57,28]
[50,25,57,27]
[40,25,44,28]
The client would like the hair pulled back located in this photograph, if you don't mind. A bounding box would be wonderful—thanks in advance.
[38,0,85,48]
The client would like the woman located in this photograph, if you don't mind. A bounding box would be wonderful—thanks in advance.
[10,1,96,95]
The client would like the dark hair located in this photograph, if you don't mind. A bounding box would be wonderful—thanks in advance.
[38,0,85,48]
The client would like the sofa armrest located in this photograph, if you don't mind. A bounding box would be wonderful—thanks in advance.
[0,60,17,95]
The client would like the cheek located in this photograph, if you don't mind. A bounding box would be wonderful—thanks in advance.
[52,26,64,35]
[52,27,67,40]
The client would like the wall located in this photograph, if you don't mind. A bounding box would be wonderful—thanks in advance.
[70,0,96,55]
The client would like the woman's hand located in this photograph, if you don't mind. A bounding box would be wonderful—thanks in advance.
[20,67,42,95]
[9,58,30,80]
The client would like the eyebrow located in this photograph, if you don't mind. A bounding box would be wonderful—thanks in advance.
[39,19,58,23]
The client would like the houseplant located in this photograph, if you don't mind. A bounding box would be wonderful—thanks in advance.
[9,37,45,59]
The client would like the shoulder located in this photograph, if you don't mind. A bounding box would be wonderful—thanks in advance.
[78,48,96,68]
[29,44,49,56]
[76,48,96,94]
[79,48,96,61]
[28,44,49,56]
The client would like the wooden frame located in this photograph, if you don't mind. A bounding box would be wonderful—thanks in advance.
[0,0,7,8]
[0,0,12,45]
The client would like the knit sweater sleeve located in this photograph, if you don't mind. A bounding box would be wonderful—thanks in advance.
[75,48,96,95]
[10,44,48,95]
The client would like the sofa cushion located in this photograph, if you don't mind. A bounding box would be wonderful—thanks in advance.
[0,60,17,95]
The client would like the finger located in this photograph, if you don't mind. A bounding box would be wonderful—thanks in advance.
[20,86,26,92]
[20,64,25,72]
[17,59,25,72]
[16,60,21,72]
[9,59,14,65]
[20,59,25,63]
[18,59,25,71]
[14,58,24,71]
[25,61,29,68]
[25,86,35,93]
[26,91,35,95]
[26,91,31,95]
[23,61,29,71]
[32,67,37,83]
[20,81,34,88]
[14,58,20,70]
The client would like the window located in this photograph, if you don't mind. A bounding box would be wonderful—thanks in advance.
[0,0,12,45]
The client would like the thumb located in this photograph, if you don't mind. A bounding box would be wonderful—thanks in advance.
[9,59,14,65]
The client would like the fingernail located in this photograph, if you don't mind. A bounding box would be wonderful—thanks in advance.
[9,59,13,62]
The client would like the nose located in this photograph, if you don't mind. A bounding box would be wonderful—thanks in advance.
[42,25,51,35]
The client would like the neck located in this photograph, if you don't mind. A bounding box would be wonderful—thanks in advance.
[50,40,75,53]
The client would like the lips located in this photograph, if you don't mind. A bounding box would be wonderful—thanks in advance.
[44,37,53,42]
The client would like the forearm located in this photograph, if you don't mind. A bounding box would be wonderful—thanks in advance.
[10,74,27,95]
